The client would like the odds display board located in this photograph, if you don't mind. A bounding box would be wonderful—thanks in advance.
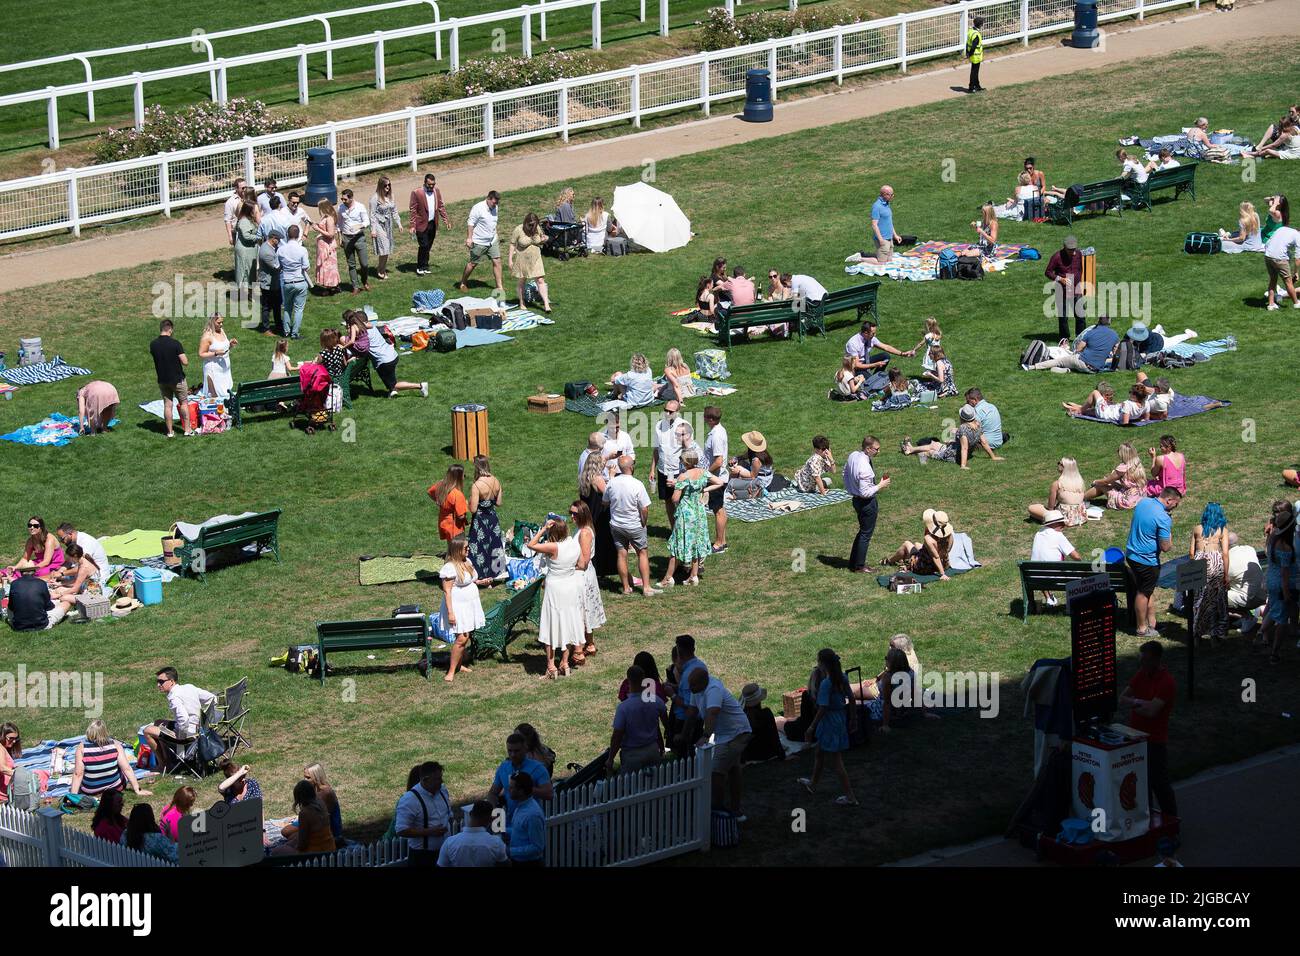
[1067,574,1117,725]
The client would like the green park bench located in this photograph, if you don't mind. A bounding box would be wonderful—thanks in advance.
[1127,163,1197,211]
[1046,179,1125,226]
[471,580,544,662]
[176,509,283,582]
[716,298,801,349]
[342,356,375,409]
[229,377,303,428]
[1017,560,1136,627]
[314,615,432,684]
[812,280,881,334]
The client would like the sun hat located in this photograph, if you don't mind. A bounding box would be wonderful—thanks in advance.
[1063,235,1079,249]
[1126,322,1150,343]
[959,404,977,422]
[738,683,767,708]
[923,509,952,539]
[741,431,767,453]
[1041,509,1067,525]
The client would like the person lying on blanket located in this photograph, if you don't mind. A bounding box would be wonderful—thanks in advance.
[1062,381,1148,425]
[1136,372,1176,420]
[900,406,1003,470]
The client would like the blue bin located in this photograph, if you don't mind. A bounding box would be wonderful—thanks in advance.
[304,146,337,206]
[135,567,163,606]
[1071,0,1100,48]
[741,69,773,123]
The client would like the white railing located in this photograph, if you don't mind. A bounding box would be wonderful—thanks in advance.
[0,0,1198,242]
[0,747,711,867]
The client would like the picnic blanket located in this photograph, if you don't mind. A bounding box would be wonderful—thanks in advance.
[724,487,852,523]
[845,240,1034,282]
[0,357,92,387]
[1,412,118,447]
[1165,337,1236,360]
[1134,132,1250,160]
[174,511,258,541]
[138,400,184,421]
[1070,394,1230,426]
[16,737,154,801]
[99,530,170,561]
[873,532,980,584]
[359,553,444,586]
[454,327,515,349]
[563,378,732,416]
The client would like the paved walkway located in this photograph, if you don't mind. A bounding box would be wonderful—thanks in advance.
[890,744,1300,866]
[1,0,1288,291]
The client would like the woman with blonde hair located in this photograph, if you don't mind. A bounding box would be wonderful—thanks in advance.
[610,352,656,407]
[582,197,619,254]
[568,500,606,663]
[553,187,576,223]
[971,202,998,257]
[528,516,585,679]
[197,313,236,399]
[1086,442,1146,510]
[302,763,342,842]
[438,535,485,682]
[659,347,695,403]
[467,455,507,582]
[1028,456,1088,526]
[1219,201,1264,254]
[312,199,341,294]
[369,175,400,279]
[70,719,152,798]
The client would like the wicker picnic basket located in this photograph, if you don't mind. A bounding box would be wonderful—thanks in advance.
[74,592,110,622]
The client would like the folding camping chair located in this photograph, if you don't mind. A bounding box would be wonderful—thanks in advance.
[161,699,225,778]
[216,677,251,754]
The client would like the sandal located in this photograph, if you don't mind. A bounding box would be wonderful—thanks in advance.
[560,662,572,676]
[833,795,860,807]
[900,437,912,454]
[583,644,597,656]
[658,578,675,588]
[687,576,700,586]
[541,667,558,681]
[797,777,816,795]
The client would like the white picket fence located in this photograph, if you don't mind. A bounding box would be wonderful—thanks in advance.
[0,0,1199,242]
[0,746,712,867]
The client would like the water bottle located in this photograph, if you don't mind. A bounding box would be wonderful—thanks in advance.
[917,452,929,465]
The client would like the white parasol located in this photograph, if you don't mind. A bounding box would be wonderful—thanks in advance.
[611,182,692,254]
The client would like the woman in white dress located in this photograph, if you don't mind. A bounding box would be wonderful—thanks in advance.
[528,518,585,679]
[1219,201,1265,254]
[197,314,236,400]
[437,536,485,683]
[582,197,620,254]
[569,500,606,665]
[369,175,400,280]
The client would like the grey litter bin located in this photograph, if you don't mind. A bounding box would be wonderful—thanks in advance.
[1071,0,1101,49]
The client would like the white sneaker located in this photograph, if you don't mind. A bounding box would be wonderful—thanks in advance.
[1045,593,1059,607]
[1267,303,1280,311]
[420,382,429,398]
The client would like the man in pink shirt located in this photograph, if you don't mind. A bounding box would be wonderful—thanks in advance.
[721,266,756,307]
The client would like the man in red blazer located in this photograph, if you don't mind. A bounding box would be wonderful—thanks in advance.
[409,172,451,275]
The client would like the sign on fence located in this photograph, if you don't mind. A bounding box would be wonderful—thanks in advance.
[178,799,264,867]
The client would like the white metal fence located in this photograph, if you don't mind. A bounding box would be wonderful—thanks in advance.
[0,0,1198,242]
[0,746,712,867]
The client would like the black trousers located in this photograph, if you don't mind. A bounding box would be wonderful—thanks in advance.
[258,284,282,332]
[968,62,982,91]
[415,223,437,270]
[1055,287,1087,341]
[1147,742,1178,817]
[850,495,879,571]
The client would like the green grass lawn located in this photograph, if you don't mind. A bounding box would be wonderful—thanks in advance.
[1,38,1298,866]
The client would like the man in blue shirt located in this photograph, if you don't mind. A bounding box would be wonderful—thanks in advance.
[504,772,546,867]
[1027,315,1120,373]
[861,185,901,264]
[668,634,707,755]
[489,732,553,822]
[962,387,1006,449]
[1126,488,1181,636]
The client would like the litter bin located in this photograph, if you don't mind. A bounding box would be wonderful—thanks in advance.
[1071,0,1100,49]
[304,146,337,206]
[741,68,773,123]
[451,403,489,460]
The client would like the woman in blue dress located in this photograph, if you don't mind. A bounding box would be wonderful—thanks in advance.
[1262,500,1296,664]
[796,649,859,806]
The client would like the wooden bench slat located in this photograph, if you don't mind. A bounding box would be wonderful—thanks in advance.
[314,616,431,682]
[1018,560,1136,627]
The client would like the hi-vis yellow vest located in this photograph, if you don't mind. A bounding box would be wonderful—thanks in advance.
[966,29,983,64]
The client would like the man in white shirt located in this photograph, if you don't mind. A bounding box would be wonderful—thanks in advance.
[256,177,279,218]
[703,406,729,553]
[338,188,372,293]
[1030,511,1083,606]
[223,177,246,245]
[844,319,913,374]
[650,401,683,526]
[1226,532,1264,614]
[437,800,508,867]
[604,456,660,597]
[687,667,753,817]
[459,190,503,294]
[396,762,453,867]
[284,191,314,234]
[258,194,295,241]
[1264,224,1300,310]
[276,226,312,339]
[600,408,635,474]
[142,667,218,768]
[843,435,889,573]
[55,522,109,585]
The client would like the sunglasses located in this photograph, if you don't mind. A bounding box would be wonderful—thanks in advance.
[28,523,41,528]
[156,678,169,685]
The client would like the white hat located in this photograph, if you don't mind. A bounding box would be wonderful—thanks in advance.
[1041,509,1067,525]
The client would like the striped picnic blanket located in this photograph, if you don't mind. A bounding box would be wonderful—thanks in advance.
[724,487,852,523]
[564,378,733,416]
[0,356,92,386]
[845,241,1033,282]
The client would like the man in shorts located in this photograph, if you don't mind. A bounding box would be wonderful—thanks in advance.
[687,666,753,818]
[860,185,901,265]
[149,319,192,437]
[1126,487,1181,636]
[459,190,503,294]
[604,456,661,596]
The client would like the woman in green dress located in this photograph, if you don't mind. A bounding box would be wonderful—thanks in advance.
[660,449,727,588]
[233,201,260,310]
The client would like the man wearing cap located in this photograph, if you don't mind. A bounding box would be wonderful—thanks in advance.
[843,435,889,573]
[1030,510,1083,607]
[1026,314,1119,374]
[1045,235,1087,340]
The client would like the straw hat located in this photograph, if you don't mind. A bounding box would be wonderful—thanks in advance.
[111,597,143,618]
[1041,509,1067,526]
[741,431,767,453]
[923,509,953,539]
[738,683,767,708]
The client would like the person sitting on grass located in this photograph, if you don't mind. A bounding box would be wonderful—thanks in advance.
[69,718,152,799]
[971,202,998,257]
[47,544,103,626]
[1063,381,1148,424]
[796,649,858,807]
[610,353,656,407]
[845,319,913,375]
[1247,119,1300,160]
[657,347,696,403]
[273,780,337,855]
[834,356,868,400]
[738,683,785,764]
[1027,457,1089,527]
[159,785,197,841]
[996,172,1038,220]
[920,346,957,398]
[901,405,1003,469]
[691,275,719,326]
[795,436,837,494]
[120,804,178,863]
[218,760,263,804]
[92,790,129,845]
[3,515,63,582]
[1085,442,1146,510]
[1025,315,1120,373]
[882,508,954,580]
[873,368,913,411]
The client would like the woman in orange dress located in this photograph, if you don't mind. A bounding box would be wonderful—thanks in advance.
[429,464,468,551]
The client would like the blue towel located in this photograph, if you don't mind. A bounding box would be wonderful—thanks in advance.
[453,328,514,349]
[1166,338,1235,359]
[1,412,118,447]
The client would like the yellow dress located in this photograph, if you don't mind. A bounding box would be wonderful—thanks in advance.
[510,225,546,280]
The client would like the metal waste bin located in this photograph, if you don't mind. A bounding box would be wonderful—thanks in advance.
[1071,0,1100,48]
[304,146,337,206]
[741,68,773,123]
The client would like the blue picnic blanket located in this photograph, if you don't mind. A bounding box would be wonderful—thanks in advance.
[1070,394,1230,426]
[454,327,514,349]
[0,357,92,387]
[17,737,154,800]
[1,412,118,446]
[1165,337,1236,360]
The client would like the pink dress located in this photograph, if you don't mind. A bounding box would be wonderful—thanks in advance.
[1106,462,1144,511]
[159,805,183,841]
[79,381,120,431]
[3,536,65,580]
[1146,453,1186,497]
[316,219,340,287]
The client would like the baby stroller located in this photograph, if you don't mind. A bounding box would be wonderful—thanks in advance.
[292,362,335,435]
[542,219,584,260]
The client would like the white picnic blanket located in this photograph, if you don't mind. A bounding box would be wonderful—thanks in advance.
[174,512,259,542]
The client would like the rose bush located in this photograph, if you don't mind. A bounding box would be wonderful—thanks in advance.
[91,99,298,163]
[419,48,599,104]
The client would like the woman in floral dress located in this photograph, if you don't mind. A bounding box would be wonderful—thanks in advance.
[569,500,605,665]
[313,199,341,294]
[369,175,400,280]
[466,456,507,582]
[660,449,727,587]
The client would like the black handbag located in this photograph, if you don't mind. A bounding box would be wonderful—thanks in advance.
[196,727,227,763]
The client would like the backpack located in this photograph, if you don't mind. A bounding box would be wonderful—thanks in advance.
[1020,340,1048,367]
[438,302,468,330]
[8,765,41,811]
[432,328,457,353]
[603,236,628,257]
[1112,340,1142,371]
[1018,247,1041,260]
[936,248,959,280]
[1184,232,1221,255]
[955,253,984,280]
